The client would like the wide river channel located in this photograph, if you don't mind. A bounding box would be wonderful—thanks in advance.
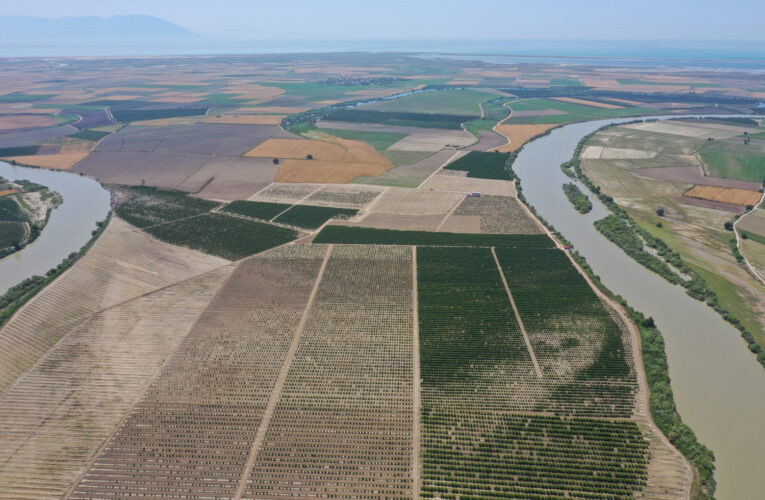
[513,116,765,500]
[0,161,111,294]
[1,115,763,498]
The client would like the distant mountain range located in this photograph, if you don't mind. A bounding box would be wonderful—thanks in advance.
[0,15,198,40]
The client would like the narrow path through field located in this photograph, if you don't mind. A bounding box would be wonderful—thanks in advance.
[416,150,463,189]
[411,246,421,498]
[434,197,462,232]
[491,247,543,379]
[733,190,765,286]
[268,184,325,222]
[233,244,334,500]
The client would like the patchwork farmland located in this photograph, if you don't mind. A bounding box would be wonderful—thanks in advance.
[0,52,726,499]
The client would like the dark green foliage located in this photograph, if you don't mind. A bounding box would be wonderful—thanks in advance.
[221,200,291,221]
[563,182,593,213]
[0,146,40,157]
[69,129,111,142]
[418,247,528,389]
[111,107,207,123]
[323,109,466,129]
[444,150,515,180]
[0,196,26,222]
[313,225,554,247]
[274,205,357,230]
[113,186,218,228]
[0,222,25,250]
[422,410,649,499]
[145,213,297,260]
[740,229,765,245]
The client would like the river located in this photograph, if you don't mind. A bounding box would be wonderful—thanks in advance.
[0,161,111,294]
[513,117,765,500]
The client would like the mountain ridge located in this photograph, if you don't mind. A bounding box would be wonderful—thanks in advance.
[0,15,199,40]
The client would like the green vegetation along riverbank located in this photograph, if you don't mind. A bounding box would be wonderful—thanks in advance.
[0,177,62,259]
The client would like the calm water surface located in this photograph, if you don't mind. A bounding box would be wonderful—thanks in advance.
[0,161,111,294]
[513,117,765,500]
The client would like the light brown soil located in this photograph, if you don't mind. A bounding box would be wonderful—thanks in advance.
[0,115,59,131]
[685,185,761,206]
[494,124,558,153]
[553,97,623,109]
[5,152,90,170]
[205,114,286,125]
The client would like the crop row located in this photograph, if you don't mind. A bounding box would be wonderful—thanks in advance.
[113,185,218,228]
[314,225,554,247]
[444,151,515,180]
[324,109,467,129]
[417,247,648,497]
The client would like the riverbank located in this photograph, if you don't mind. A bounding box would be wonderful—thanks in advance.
[0,161,112,294]
[509,116,765,500]
[0,177,62,259]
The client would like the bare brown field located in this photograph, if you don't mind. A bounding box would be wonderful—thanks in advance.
[248,106,310,114]
[0,218,227,395]
[466,130,507,151]
[494,124,558,153]
[601,97,647,106]
[633,166,762,191]
[0,115,60,132]
[439,195,543,234]
[69,245,329,498]
[334,213,445,231]
[623,120,751,139]
[5,152,90,170]
[205,114,286,125]
[738,208,765,236]
[508,109,563,117]
[0,104,59,115]
[370,188,463,216]
[420,173,517,196]
[0,189,19,197]
[241,245,414,498]
[0,266,231,499]
[685,185,761,206]
[220,84,285,102]
[318,119,476,151]
[248,138,394,183]
[275,158,393,183]
[553,97,623,109]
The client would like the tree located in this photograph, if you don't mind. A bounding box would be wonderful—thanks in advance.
[724,221,734,231]
[642,316,656,328]
[306,154,313,160]
[656,208,665,217]
[272,158,279,165]
[742,232,748,240]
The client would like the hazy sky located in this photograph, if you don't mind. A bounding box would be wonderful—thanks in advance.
[3,0,763,40]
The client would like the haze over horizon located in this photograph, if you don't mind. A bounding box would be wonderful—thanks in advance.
[2,0,764,42]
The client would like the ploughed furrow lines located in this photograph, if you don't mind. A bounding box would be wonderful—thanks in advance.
[0,218,226,394]
[243,244,415,499]
[69,245,327,499]
[0,266,231,500]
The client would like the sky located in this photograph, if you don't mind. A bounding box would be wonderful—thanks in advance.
[2,0,764,41]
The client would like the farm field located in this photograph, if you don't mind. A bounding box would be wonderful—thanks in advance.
[2,52,744,498]
[580,121,765,359]
[0,218,226,394]
[362,88,490,116]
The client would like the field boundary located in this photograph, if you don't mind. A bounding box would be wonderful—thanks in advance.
[63,263,235,499]
[734,190,765,286]
[233,244,334,499]
[415,150,462,189]
[491,247,543,378]
[411,246,421,498]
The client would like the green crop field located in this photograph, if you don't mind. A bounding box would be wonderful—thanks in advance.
[444,151,513,180]
[146,213,297,260]
[274,205,357,229]
[0,222,25,248]
[700,140,765,182]
[363,89,490,116]
[113,186,219,228]
[320,128,406,151]
[0,197,27,222]
[68,129,111,142]
[323,109,466,129]
[418,247,646,498]
[221,200,291,220]
[507,98,658,124]
[110,107,208,123]
[551,78,583,86]
[314,225,554,247]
